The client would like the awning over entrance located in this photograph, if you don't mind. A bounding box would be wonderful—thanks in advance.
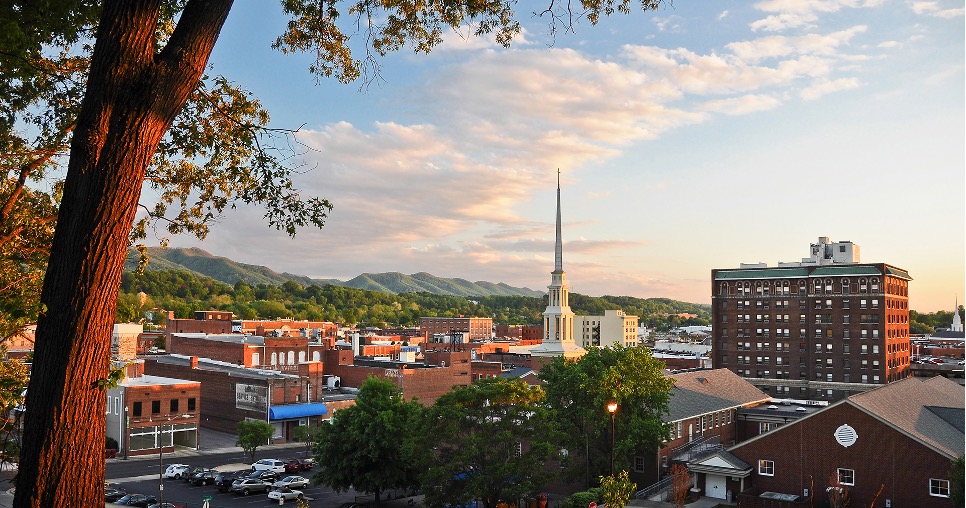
[269,403,328,420]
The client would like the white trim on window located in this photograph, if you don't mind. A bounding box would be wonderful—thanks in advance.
[930,478,951,498]
[758,460,774,476]
[837,468,854,486]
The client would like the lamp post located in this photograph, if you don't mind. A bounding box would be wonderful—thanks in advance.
[606,401,618,476]
[159,413,192,506]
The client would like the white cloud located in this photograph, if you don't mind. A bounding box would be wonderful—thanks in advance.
[908,1,965,18]
[699,94,782,115]
[799,77,861,99]
[751,0,883,31]
[718,10,730,20]
[877,40,901,48]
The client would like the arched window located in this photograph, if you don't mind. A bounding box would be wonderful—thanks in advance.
[312,351,321,362]
[251,352,260,367]
[271,352,277,365]
[278,353,285,365]
[720,283,728,296]
[298,351,306,363]
[288,351,295,364]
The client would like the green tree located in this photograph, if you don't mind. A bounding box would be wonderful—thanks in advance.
[0,358,29,469]
[539,346,673,488]
[312,376,424,505]
[599,471,636,508]
[418,377,561,508]
[5,2,665,505]
[951,456,964,506]
[236,419,275,463]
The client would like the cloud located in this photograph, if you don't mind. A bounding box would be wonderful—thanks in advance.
[877,40,901,48]
[799,77,861,99]
[718,10,730,20]
[908,1,965,18]
[750,0,883,31]
[699,94,783,115]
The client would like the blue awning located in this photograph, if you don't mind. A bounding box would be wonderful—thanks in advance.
[269,403,328,420]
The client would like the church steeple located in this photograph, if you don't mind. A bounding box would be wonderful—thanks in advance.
[530,171,585,359]
[953,297,963,332]
[554,169,563,273]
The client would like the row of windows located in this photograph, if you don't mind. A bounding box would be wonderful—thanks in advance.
[756,462,948,498]
[672,409,735,439]
[106,396,196,417]
[732,368,885,384]
[721,277,902,297]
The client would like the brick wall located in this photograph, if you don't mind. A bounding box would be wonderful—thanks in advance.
[730,402,955,506]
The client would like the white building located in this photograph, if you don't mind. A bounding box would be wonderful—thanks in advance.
[577,310,639,348]
[530,174,586,359]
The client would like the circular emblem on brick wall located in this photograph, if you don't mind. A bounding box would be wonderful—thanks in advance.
[834,424,858,447]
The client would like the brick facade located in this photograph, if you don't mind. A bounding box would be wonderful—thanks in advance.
[729,402,956,506]
[712,263,912,401]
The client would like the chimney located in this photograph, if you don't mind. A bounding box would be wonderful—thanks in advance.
[190,356,199,369]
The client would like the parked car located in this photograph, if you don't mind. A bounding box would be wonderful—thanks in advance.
[283,458,302,473]
[182,466,214,481]
[251,458,287,473]
[114,493,159,507]
[247,469,280,483]
[215,470,247,492]
[230,478,272,496]
[189,470,218,486]
[297,457,315,470]
[267,487,304,503]
[272,475,310,490]
[162,464,190,479]
[104,486,128,502]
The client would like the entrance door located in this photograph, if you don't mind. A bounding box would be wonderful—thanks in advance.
[705,474,727,499]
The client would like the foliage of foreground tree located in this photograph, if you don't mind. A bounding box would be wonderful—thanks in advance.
[599,470,637,508]
[418,377,561,508]
[236,419,275,463]
[3,1,664,506]
[312,376,424,505]
[539,346,673,488]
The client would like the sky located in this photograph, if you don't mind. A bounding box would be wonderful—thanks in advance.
[163,0,965,312]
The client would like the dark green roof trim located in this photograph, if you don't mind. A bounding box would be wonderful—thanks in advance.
[810,266,881,276]
[715,268,808,280]
[885,267,913,280]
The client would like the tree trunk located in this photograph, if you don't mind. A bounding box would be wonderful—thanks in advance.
[14,1,232,506]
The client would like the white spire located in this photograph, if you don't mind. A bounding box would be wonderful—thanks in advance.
[554,169,562,273]
[531,171,585,359]
[953,297,963,332]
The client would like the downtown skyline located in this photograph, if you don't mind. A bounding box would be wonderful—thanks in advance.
[156,1,964,312]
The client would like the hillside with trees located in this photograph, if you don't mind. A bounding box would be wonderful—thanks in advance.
[118,269,712,330]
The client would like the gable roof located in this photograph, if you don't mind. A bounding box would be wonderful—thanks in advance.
[847,376,964,458]
[667,369,771,422]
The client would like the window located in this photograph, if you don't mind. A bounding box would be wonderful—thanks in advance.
[677,421,682,439]
[837,468,855,486]
[187,398,196,411]
[151,400,160,414]
[758,460,775,476]
[170,399,179,412]
[760,422,776,433]
[113,397,119,415]
[133,402,142,417]
[930,478,951,497]
[635,456,646,473]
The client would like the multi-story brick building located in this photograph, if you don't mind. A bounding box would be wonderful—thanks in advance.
[712,237,912,401]
[106,362,201,457]
[419,316,493,342]
[576,310,639,348]
[165,311,338,342]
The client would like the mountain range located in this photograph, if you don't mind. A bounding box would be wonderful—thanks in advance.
[124,247,546,298]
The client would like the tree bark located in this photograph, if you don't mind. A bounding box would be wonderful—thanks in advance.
[14,1,233,506]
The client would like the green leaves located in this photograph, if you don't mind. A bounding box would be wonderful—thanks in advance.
[236,419,275,462]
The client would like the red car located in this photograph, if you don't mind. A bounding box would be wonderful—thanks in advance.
[284,458,302,473]
[298,457,315,471]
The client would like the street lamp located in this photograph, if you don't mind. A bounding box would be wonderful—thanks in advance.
[606,401,618,476]
[159,413,192,506]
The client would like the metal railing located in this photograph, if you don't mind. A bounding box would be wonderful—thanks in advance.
[670,434,723,463]
[633,476,673,500]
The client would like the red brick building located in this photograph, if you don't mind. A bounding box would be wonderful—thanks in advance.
[698,376,963,506]
[106,364,202,457]
[630,369,770,490]
[712,249,912,401]
[323,349,472,404]
[420,316,493,342]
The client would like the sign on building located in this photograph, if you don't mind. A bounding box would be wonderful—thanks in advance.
[235,383,268,411]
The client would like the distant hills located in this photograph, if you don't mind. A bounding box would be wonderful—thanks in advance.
[124,247,546,298]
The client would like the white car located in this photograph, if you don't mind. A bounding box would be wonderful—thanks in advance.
[163,464,190,479]
[267,487,303,503]
[272,475,310,489]
[252,458,287,473]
